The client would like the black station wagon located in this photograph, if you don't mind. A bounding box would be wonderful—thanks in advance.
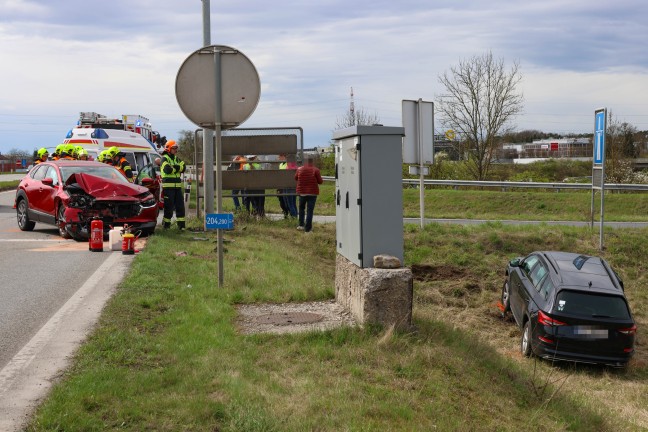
[501,251,636,367]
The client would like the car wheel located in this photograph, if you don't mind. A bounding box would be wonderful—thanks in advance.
[57,204,72,239]
[521,321,533,357]
[501,281,511,312]
[16,198,36,231]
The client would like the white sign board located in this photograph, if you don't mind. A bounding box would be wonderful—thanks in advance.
[402,99,434,164]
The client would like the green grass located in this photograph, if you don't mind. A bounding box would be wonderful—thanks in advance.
[0,179,19,193]
[26,217,648,431]
[215,183,648,222]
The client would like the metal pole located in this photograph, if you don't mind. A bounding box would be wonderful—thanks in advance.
[600,160,606,252]
[202,0,215,220]
[599,110,607,251]
[214,50,224,287]
[600,185,605,251]
[417,99,424,228]
[590,186,594,229]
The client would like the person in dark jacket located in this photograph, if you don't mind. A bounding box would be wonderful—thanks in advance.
[108,146,133,180]
[161,140,186,229]
[294,154,323,232]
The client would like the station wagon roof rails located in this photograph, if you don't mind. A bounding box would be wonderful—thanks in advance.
[601,259,624,291]
[541,252,559,275]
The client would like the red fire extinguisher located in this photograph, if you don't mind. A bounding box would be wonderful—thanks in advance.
[121,224,136,255]
[89,218,104,252]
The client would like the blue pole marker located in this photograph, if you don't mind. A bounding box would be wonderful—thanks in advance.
[206,213,234,230]
[594,109,606,165]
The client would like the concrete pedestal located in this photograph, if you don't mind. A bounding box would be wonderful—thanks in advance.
[335,254,413,331]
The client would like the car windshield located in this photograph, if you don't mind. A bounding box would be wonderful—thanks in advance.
[60,165,131,185]
[554,290,631,320]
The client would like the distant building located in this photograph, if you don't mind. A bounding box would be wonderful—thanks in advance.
[315,145,334,155]
[0,154,14,173]
[500,138,592,160]
[521,138,591,158]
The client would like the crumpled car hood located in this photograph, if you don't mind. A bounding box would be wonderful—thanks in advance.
[65,172,148,201]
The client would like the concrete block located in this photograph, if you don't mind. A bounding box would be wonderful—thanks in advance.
[335,254,413,330]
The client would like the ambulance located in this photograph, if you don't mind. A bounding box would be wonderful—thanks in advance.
[63,112,163,177]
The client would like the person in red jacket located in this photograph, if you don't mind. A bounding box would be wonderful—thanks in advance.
[294,154,323,232]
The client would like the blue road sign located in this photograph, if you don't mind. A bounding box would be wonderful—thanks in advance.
[205,213,234,230]
[594,109,606,165]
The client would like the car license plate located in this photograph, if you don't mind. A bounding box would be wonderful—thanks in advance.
[574,326,608,339]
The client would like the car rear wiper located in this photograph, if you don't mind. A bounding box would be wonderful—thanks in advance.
[591,314,613,318]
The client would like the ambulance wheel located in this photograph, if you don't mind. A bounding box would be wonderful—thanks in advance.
[57,204,72,239]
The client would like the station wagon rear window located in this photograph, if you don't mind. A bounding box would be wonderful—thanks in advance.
[554,290,631,320]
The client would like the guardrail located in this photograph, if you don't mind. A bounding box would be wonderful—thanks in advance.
[321,177,648,192]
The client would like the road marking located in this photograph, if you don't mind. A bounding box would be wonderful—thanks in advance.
[0,252,128,431]
[0,239,66,242]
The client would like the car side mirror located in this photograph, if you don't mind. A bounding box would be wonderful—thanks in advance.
[42,177,54,187]
[509,258,522,268]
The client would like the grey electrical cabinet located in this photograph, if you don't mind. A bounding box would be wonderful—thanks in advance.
[332,125,405,268]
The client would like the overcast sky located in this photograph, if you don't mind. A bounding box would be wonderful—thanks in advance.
[1,0,647,154]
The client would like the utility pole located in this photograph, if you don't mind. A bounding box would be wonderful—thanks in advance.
[202,0,215,217]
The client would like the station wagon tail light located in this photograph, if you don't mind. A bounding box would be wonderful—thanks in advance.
[538,311,567,326]
[618,325,637,336]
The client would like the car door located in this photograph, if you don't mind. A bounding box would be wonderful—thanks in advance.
[510,254,540,325]
[24,165,50,217]
[526,258,550,315]
[134,163,161,203]
[39,165,61,217]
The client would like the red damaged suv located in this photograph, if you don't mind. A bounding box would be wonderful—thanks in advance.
[15,160,159,240]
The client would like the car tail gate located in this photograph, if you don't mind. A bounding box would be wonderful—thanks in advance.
[549,317,636,356]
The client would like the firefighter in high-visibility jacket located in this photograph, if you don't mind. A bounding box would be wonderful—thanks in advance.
[60,144,76,160]
[160,140,186,229]
[108,146,133,181]
[34,148,49,164]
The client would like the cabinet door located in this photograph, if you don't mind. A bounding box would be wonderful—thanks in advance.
[335,136,362,266]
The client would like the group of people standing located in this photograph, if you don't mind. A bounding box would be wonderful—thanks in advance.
[34,144,90,164]
[229,153,323,233]
[35,144,134,181]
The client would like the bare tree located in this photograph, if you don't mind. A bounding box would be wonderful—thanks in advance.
[606,112,639,183]
[437,52,523,180]
[3,148,32,168]
[335,106,381,130]
[176,129,196,165]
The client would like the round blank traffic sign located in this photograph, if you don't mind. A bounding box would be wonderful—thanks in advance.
[175,45,260,129]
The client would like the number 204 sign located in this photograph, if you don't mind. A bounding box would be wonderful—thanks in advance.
[205,213,234,230]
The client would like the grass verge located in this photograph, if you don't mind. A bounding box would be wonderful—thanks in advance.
[220,183,648,222]
[26,217,647,431]
[0,180,19,193]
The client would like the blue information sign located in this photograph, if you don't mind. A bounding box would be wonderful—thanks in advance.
[594,109,606,165]
[205,213,234,230]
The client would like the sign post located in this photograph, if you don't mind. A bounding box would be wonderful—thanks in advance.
[402,99,434,228]
[592,108,606,251]
[176,44,260,287]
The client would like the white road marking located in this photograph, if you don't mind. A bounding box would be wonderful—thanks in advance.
[0,251,129,431]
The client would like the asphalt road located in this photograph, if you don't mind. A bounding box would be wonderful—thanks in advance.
[0,173,27,182]
[0,189,133,431]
